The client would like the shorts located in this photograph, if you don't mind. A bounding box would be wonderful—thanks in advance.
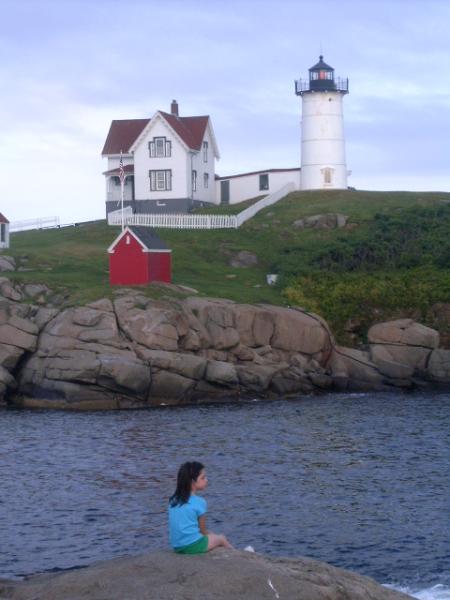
[174,535,209,555]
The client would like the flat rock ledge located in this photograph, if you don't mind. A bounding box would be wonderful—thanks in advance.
[0,550,413,600]
[0,278,448,409]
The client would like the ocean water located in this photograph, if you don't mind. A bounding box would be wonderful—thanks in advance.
[0,391,448,598]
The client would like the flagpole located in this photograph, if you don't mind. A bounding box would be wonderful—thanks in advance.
[119,150,125,232]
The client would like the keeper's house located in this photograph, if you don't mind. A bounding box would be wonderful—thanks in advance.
[0,213,10,249]
[108,226,172,286]
[102,100,220,215]
[102,100,301,213]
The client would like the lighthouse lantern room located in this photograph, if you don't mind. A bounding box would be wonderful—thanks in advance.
[295,56,349,190]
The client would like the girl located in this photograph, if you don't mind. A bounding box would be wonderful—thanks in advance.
[168,461,233,554]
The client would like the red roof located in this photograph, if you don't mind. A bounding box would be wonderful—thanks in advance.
[101,119,150,155]
[102,164,135,176]
[101,113,209,155]
[159,112,209,151]
[0,213,9,224]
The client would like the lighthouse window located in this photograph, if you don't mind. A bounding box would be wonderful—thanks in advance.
[259,174,269,191]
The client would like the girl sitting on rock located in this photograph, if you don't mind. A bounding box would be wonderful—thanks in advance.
[168,461,233,554]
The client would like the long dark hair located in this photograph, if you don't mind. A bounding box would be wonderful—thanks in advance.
[169,461,204,507]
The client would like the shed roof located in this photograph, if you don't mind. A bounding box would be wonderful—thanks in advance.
[108,226,170,253]
[129,226,170,250]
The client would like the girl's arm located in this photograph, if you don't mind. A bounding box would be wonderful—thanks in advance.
[198,515,208,535]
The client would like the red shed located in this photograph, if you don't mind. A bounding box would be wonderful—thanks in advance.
[108,226,172,286]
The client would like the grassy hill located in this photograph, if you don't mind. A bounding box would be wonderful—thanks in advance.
[6,189,450,345]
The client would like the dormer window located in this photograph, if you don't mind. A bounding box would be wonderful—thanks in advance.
[149,137,171,158]
[203,141,208,162]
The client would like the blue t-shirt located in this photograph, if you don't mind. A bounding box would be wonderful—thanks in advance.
[168,494,207,549]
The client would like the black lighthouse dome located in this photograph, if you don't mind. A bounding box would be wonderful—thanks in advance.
[309,55,335,90]
[295,55,349,95]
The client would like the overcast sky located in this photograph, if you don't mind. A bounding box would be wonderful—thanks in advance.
[1,0,449,223]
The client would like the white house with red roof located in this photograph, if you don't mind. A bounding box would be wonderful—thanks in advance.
[0,213,10,249]
[102,100,220,215]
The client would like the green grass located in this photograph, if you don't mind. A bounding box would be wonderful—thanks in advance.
[5,189,450,344]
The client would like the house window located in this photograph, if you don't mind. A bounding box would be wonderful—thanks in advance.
[192,170,197,192]
[203,173,209,188]
[0,224,5,243]
[259,173,269,191]
[149,170,172,191]
[113,176,121,186]
[148,137,171,158]
[203,141,208,162]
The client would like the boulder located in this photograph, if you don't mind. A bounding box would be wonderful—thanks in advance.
[0,314,38,352]
[135,348,207,380]
[0,550,413,600]
[0,277,23,301]
[0,343,24,370]
[293,213,348,229]
[427,349,450,382]
[205,360,239,386]
[115,298,179,351]
[370,345,415,380]
[23,283,49,299]
[327,347,387,390]
[270,367,315,395]
[236,363,279,392]
[370,344,430,376]
[267,306,331,357]
[229,250,258,267]
[149,370,195,404]
[15,303,151,408]
[368,319,439,348]
[0,255,16,271]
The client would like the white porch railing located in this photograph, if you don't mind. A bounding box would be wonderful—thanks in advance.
[10,216,60,232]
[107,183,295,230]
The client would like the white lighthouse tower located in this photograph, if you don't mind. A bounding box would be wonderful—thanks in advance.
[295,56,349,190]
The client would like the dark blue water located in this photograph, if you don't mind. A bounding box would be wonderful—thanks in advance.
[0,392,449,592]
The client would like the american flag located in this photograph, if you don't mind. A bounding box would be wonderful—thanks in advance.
[119,151,125,186]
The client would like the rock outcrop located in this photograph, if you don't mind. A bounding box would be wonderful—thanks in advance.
[0,550,413,600]
[0,278,448,409]
[293,213,348,229]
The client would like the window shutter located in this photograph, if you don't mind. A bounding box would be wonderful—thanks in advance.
[166,141,171,157]
[166,170,172,190]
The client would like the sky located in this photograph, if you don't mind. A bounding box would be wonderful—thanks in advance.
[1,0,449,224]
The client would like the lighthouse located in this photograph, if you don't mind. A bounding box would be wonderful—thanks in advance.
[295,56,349,190]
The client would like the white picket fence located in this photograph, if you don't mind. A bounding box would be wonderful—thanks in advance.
[10,216,60,232]
[107,183,295,230]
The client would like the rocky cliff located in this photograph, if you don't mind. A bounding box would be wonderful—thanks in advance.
[0,550,413,600]
[0,278,448,409]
